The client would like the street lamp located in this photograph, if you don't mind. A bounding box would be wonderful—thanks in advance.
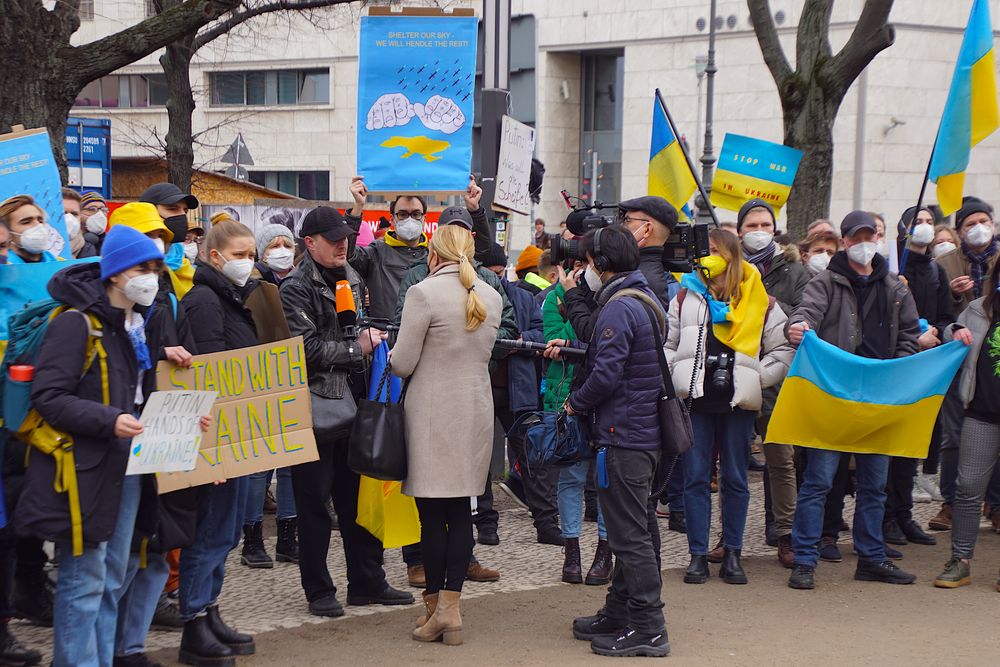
[696,0,718,223]
[695,54,708,163]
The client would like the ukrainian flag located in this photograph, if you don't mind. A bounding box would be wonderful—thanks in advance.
[649,96,697,221]
[766,332,968,458]
[928,0,999,215]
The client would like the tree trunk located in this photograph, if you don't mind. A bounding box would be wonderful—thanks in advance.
[161,37,197,192]
[783,96,838,239]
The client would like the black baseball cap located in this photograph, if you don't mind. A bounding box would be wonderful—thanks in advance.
[300,206,356,242]
[618,196,678,231]
[439,206,474,230]
[840,210,878,238]
[139,183,199,209]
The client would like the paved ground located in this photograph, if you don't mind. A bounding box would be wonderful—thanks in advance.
[14,473,1000,665]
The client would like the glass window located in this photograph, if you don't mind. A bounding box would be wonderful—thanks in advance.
[76,80,101,107]
[298,70,330,104]
[212,72,246,105]
[128,75,149,108]
[79,0,94,20]
[245,72,266,106]
[580,51,624,204]
[278,172,298,196]
[101,76,121,108]
[148,74,169,106]
[210,69,330,107]
[264,71,279,105]
[298,172,329,200]
[277,71,298,105]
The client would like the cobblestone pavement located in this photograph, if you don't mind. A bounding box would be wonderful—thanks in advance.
[12,472,946,661]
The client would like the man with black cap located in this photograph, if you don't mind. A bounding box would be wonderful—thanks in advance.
[139,183,201,298]
[280,206,413,617]
[785,211,921,590]
[935,197,997,313]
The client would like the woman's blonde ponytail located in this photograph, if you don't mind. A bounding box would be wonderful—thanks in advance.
[429,225,487,331]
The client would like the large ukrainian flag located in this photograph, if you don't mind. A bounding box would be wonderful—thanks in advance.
[648,96,697,221]
[766,332,967,458]
[928,0,999,215]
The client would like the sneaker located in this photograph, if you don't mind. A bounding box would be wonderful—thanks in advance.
[882,519,907,545]
[933,556,971,589]
[572,613,627,641]
[655,503,670,519]
[346,586,414,606]
[591,627,670,658]
[151,593,184,631]
[476,527,500,546]
[854,559,916,585]
[900,518,937,545]
[914,473,944,502]
[536,528,566,546]
[466,561,500,582]
[113,653,163,667]
[788,565,815,590]
[498,478,529,510]
[884,544,904,560]
[819,536,842,563]
[0,624,42,667]
[911,485,933,503]
[928,503,952,531]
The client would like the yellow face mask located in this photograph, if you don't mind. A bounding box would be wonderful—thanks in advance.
[699,254,728,279]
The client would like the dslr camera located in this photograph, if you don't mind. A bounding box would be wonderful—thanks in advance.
[548,203,616,266]
[662,221,711,273]
[706,351,735,393]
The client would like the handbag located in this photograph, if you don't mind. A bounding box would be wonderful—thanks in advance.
[310,390,357,443]
[636,300,694,457]
[510,410,591,469]
[347,363,408,481]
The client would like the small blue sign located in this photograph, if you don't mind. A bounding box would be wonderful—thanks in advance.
[0,129,70,255]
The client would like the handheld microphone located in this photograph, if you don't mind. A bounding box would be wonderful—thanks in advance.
[495,339,587,358]
[335,280,358,340]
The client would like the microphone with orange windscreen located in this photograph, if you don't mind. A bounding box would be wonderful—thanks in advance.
[335,280,358,340]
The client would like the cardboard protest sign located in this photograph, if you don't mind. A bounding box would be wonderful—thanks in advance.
[710,133,803,215]
[356,11,478,193]
[494,116,536,215]
[154,337,318,493]
[126,391,217,475]
[0,127,71,255]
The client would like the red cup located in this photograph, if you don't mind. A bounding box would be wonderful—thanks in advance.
[9,365,34,382]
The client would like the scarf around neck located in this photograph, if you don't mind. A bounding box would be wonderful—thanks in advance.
[680,260,770,357]
[743,241,777,273]
[962,238,998,298]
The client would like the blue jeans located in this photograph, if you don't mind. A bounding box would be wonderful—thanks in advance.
[558,460,606,540]
[662,455,685,512]
[115,552,169,657]
[244,467,296,523]
[179,477,249,620]
[793,450,889,568]
[53,474,141,667]
[684,409,755,554]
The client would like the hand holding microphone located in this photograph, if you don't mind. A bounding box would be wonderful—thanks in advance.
[335,279,386,357]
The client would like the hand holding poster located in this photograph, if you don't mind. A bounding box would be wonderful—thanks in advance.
[154,337,319,493]
[493,116,536,215]
[709,133,803,215]
[126,391,217,476]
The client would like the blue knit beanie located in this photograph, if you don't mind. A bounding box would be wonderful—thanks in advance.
[101,225,165,280]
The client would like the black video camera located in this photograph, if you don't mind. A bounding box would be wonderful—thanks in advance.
[548,197,618,266]
[706,351,734,393]
[663,221,711,273]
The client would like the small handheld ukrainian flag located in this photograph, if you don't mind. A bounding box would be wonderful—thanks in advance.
[928,0,999,215]
[766,332,967,459]
[648,95,697,221]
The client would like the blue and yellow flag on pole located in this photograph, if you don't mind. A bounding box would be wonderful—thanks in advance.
[766,332,967,458]
[649,96,697,221]
[928,0,999,215]
[710,133,802,215]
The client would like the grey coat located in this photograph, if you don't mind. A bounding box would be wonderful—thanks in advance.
[392,264,502,498]
[944,297,989,408]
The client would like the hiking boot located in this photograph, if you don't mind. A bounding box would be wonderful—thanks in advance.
[882,519,907,545]
[308,594,344,617]
[205,605,254,656]
[537,528,565,546]
[854,559,916,585]
[719,549,748,585]
[706,535,724,564]
[407,564,426,588]
[561,537,582,584]
[819,536,842,563]
[683,555,710,584]
[151,592,184,631]
[572,613,627,641]
[788,564,815,590]
[0,622,41,667]
[239,521,273,569]
[585,539,613,586]
[477,527,500,545]
[900,518,936,545]
[928,503,952,531]
[777,535,794,569]
[590,627,670,658]
[933,556,971,589]
[466,560,500,582]
[668,511,687,534]
[275,517,299,563]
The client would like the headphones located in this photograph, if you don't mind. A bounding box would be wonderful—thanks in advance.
[591,227,610,273]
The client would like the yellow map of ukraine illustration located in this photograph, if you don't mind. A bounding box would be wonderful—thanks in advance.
[380,136,450,162]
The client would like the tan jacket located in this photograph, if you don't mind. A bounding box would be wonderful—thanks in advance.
[391,264,502,498]
[935,246,999,313]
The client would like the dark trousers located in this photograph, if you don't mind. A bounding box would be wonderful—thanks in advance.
[885,457,917,524]
[415,497,474,593]
[290,437,387,602]
[598,447,665,634]
[1,436,48,618]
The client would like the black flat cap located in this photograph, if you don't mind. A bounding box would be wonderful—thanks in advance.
[618,196,678,230]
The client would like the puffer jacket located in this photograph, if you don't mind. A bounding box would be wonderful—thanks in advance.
[944,297,990,408]
[664,288,794,411]
[568,271,664,451]
[182,264,260,355]
[279,252,365,399]
[759,244,810,314]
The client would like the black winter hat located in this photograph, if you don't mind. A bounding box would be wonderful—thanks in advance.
[955,198,994,229]
[736,198,776,231]
[483,243,508,269]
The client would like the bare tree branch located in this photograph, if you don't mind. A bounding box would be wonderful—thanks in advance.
[748,0,797,108]
[195,0,357,49]
[825,0,895,97]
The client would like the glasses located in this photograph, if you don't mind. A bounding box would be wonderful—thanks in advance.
[394,210,424,220]
[621,215,652,226]
[82,205,108,214]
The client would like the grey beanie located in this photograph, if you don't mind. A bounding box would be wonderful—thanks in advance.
[256,223,295,254]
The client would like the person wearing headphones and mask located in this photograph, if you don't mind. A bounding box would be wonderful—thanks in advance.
[0,194,62,263]
[936,198,998,313]
[139,183,200,299]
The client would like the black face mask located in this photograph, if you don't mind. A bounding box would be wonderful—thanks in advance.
[164,215,188,244]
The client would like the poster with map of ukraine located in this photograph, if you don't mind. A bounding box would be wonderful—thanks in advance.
[357,13,477,193]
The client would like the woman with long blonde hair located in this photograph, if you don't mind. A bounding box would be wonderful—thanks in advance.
[391,224,502,646]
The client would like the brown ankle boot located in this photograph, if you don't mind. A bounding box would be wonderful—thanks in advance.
[777,535,794,569]
[562,537,582,584]
[707,534,725,564]
[928,503,952,531]
[414,591,438,628]
[585,539,613,585]
[412,590,462,645]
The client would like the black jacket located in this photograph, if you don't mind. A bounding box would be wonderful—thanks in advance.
[182,264,260,354]
[901,250,955,332]
[16,262,157,547]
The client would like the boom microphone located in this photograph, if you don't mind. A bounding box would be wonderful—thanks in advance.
[496,339,587,358]
[335,280,357,340]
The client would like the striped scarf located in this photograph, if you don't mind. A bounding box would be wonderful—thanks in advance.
[962,238,998,298]
[743,241,777,274]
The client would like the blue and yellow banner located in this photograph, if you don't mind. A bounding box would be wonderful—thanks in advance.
[928,0,998,215]
[710,133,802,215]
[766,332,967,459]
[649,96,697,221]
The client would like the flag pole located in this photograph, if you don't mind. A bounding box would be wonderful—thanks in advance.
[655,88,720,228]
[898,134,939,276]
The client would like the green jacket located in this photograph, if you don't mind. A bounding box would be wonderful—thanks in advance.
[542,283,577,410]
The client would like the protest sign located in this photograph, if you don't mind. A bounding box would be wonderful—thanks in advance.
[154,337,318,493]
[493,116,536,215]
[356,10,478,193]
[0,257,99,342]
[709,133,803,215]
[0,127,71,255]
[126,391,217,476]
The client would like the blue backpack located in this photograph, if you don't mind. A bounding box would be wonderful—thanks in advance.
[509,411,591,469]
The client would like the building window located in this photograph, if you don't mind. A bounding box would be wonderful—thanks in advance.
[74,74,168,108]
[79,0,94,20]
[249,171,330,200]
[580,51,624,205]
[209,69,331,107]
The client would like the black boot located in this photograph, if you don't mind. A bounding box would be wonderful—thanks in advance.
[13,573,53,627]
[683,555,709,584]
[882,519,907,546]
[240,521,273,569]
[585,539,613,586]
[276,517,300,563]
[720,549,748,584]
[561,537,583,584]
[667,511,687,534]
[0,622,41,666]
[205,605,255,655]
[179,616,235,667]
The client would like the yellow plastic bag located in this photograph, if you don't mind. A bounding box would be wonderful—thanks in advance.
[356,476,421,548]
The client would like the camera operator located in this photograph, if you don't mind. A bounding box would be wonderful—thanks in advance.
[554,226,670,658]
[664,229,793,586]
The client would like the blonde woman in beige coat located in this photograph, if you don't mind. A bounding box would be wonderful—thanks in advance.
[391,224,502,646]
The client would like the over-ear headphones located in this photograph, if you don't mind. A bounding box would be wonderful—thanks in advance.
[591,227,609,273]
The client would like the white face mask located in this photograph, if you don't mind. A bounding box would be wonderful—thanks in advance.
[265,247,294,272]
[966,222,994,247]
[86,210,108,235]
[911,223,935,246]
[64,213,81,239]
[152,237,166,255]
[742,230,774,253]
[394,217,423,242]
[875,240,888,257]
[584,266,603,292]
[121,273,160,307]
[183,242,199,262]
[807,252,831,274]
[16,224,51,254]
[847,241,878,266]
[221,256,254,287]
[933,241,957,258]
